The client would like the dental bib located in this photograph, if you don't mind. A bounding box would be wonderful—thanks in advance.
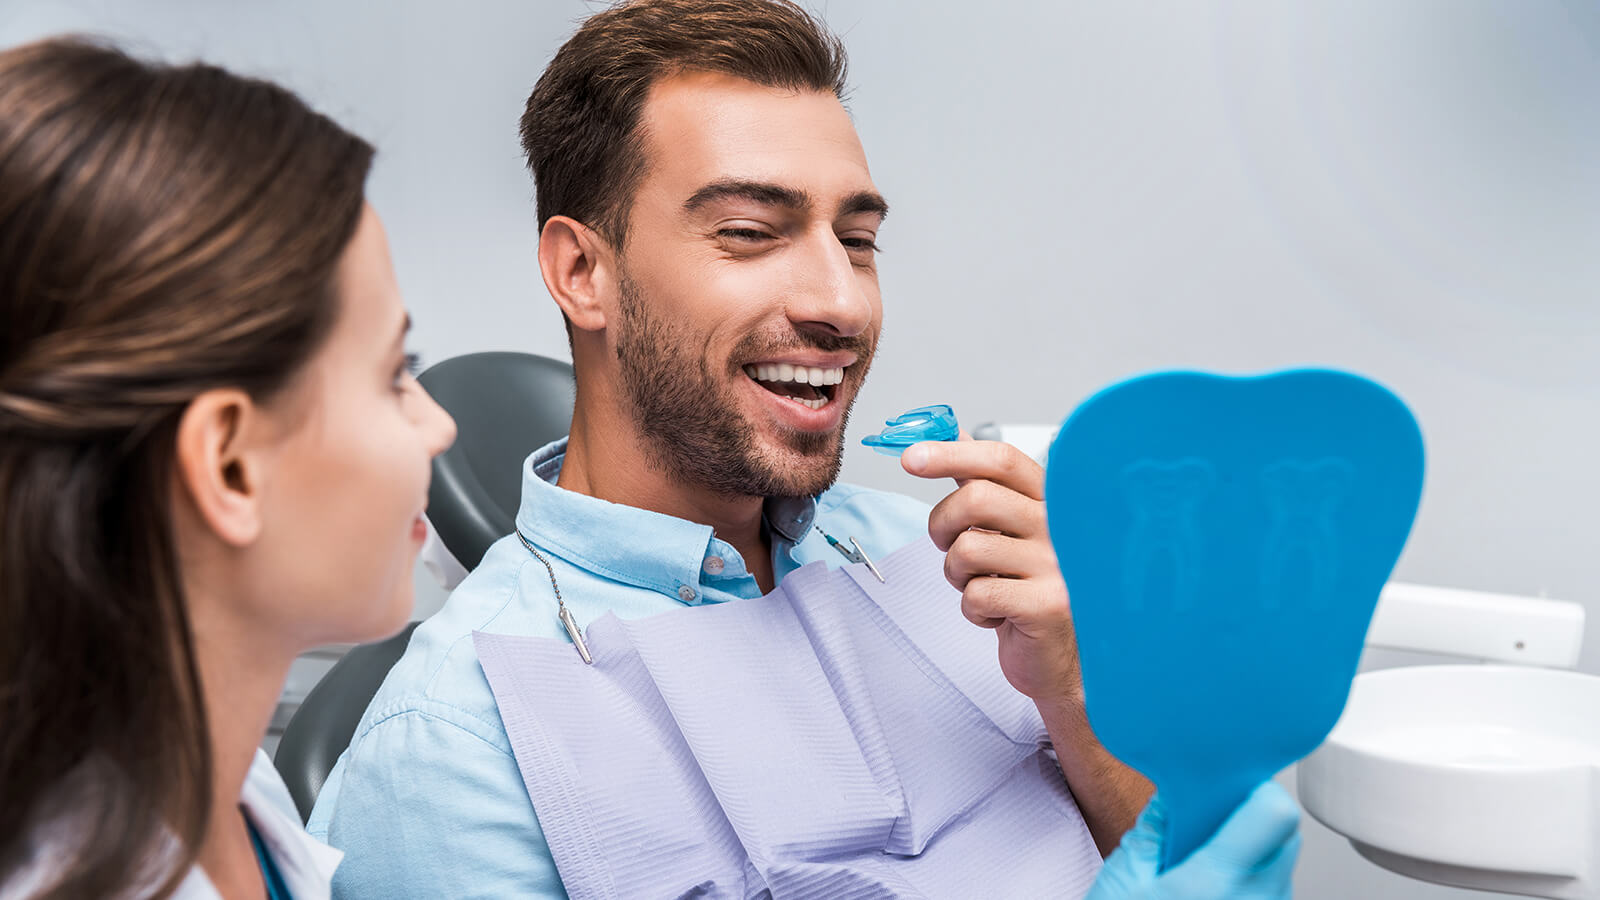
[474,539,1103,900]
[1045,369,1424,871]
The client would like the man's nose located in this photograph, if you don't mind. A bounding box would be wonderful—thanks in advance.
[786,229,874,339]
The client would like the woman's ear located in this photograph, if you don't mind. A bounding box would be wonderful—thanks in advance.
[538,215,616,333]
[173,389,268,547]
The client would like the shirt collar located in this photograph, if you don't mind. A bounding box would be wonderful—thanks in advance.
[764,493,817,544]
[514,438,817,605]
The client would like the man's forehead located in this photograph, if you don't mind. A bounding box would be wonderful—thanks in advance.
[637,70,876,204]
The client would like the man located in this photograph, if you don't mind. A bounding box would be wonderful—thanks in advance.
[309,2,1296,896]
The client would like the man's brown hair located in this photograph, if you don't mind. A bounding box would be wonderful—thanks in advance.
[520,0,849,248]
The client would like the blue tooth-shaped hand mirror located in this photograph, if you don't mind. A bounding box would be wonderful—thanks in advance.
[1044,369,1424,872]
[862,404,960,457]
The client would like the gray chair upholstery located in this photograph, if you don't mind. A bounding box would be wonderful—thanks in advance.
[272,352,577,821]
[418,351,576,570]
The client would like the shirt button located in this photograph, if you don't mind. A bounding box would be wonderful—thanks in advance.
[703,556,725,575]
[678,585,697,603]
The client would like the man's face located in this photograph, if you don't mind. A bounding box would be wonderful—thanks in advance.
[610,70,885,499]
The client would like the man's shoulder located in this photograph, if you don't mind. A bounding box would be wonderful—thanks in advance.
[353,534,561,752]
[815,482,933,548]
[819,480,930,511]
[351,635,509,758]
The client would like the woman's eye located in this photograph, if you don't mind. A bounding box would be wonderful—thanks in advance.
[395,352,423,390]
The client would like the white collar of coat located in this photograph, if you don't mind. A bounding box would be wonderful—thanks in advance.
[174,749,344,900]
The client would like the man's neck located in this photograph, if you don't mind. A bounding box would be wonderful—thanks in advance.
[560,403,777,592]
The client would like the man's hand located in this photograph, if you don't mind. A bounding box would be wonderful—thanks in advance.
[900,436,1080,707]
[901,436,1152,854]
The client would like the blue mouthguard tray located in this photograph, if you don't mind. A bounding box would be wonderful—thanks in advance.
[861,404,960,457]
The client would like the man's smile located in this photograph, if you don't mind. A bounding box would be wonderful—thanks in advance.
[741,362,846,410]
[735,352,859,433]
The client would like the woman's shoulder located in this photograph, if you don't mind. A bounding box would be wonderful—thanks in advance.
[3,752,340,900]
[1,757,183,900]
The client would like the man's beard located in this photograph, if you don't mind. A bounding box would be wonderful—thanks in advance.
[613,274,873,500]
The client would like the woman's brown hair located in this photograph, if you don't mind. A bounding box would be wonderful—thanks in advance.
[0,38,373,898]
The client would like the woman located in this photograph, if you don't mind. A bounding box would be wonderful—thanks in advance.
[0,38,455,899]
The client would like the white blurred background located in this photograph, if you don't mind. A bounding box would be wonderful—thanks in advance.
[5,2,1597,896]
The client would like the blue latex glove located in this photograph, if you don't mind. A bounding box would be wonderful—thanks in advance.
[1087,781,1302,900]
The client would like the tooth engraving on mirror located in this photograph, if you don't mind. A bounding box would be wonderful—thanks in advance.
[1120,458,1217,612]
[1259,457,1355,610]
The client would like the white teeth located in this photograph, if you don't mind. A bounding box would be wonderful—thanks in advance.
[784,396,827,410]
[743,363,847,386]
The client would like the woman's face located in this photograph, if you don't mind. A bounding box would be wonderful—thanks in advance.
[251,205,456,648]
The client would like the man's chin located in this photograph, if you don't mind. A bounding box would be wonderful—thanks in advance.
[758,445,844,498]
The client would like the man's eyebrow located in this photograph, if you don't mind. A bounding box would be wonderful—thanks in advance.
[837,190,889,223]
[683,179,813,214]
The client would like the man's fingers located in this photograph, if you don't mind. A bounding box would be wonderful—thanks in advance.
[927,479,1047,550]
[959,575,1031,628]
[942,529,1057,589]
[901,439,1044,500]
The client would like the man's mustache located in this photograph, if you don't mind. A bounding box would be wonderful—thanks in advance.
[731,329,876,362]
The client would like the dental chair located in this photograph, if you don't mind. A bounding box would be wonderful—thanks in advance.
[416,351,576,571]
[274,352,576,820]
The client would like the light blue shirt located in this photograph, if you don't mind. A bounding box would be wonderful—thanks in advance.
[307,438,933,899]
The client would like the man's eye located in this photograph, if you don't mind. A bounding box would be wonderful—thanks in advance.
[841,236,881,253]
[718,228,773,242]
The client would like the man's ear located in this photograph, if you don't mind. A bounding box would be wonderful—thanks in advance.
[173,388,268,548]
[538,215,617,333]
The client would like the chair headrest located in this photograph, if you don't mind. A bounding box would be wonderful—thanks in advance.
[419,352,575,570]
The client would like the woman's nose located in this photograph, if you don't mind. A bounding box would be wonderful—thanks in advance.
[418,385,457,457]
